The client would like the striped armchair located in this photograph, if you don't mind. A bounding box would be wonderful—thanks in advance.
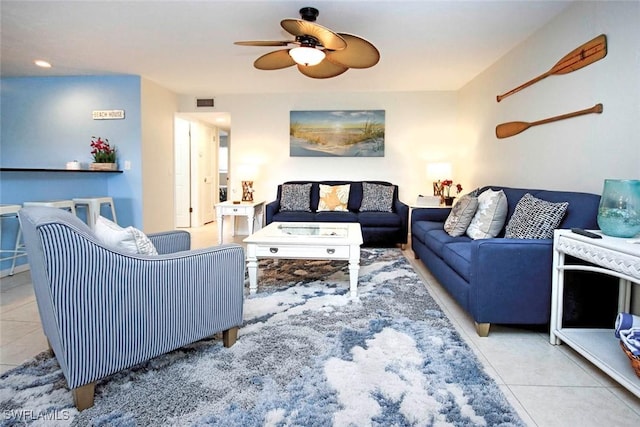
[18,207,245,410]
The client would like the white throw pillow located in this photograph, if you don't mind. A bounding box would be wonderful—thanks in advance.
[94,216,158,255]
[466,189,508,239]
[318,184,350,212]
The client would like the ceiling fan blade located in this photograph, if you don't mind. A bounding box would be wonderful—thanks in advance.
[254,50,296,70]
[326,33,380,69]
[234,40,292,47]
[297,59,348,79]
[281,19,346,50]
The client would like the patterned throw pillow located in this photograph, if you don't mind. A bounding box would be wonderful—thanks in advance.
[280,183,312,212]
[359,182,394,212]
[466,189,508,239]
[318,184,350,212]
[505,193,569,239]
[444,194,479,237]
[94,215,158,255]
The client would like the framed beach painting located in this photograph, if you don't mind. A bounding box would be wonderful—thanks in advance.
[290,110,385,157]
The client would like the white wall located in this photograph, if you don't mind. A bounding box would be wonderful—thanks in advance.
[179,91,460,205]
[176,2,638,206]
[457,1,640,194]
[141,77,178,232]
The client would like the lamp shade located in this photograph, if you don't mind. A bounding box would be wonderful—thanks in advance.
[426,162,452,181]
[289,47,325,66]
[237,163,258,180]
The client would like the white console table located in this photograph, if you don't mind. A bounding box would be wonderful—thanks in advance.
[550,229,640,398]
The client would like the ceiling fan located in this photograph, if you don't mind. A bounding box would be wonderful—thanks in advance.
[234,6,380,79]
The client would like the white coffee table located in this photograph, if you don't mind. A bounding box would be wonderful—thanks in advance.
[243,222,363,297]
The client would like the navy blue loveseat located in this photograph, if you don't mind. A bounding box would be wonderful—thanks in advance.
[266,181,409,247]
[411,186,601,336]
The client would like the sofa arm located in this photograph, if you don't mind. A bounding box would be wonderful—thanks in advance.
[148,230,191,254]
[411,207,451,224]
[469,238,554,324]
[394,199,410,237]
[265,200,280,224]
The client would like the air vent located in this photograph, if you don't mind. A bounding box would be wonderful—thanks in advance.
[196,98,214,108]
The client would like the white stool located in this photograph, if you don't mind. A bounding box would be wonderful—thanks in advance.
[23,200,77,215]
[72,197,117,229]
[0,204,27,276]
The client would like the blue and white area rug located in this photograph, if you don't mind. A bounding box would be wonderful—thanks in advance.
[0,248,524,426]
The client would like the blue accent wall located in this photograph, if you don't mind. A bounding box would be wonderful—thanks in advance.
[0,75,143,273]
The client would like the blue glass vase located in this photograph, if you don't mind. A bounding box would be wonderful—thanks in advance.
[597,179,640,238]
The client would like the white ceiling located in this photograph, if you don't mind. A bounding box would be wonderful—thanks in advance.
[1,0,573,96]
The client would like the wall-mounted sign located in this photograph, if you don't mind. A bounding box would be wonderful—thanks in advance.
[92,110,125,120]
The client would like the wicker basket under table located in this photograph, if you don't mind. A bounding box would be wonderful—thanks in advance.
[619,340,640,378]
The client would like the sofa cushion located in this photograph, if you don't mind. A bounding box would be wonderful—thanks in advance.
[358,211,403,227]
[440,242,473,282]
[315,211,358,222]
[360,182,394,212]
[280,183,312,212]
[424,229,463,255]
[271,211,316,222]
[466,189,508,239]
[411,220,444,244]
[317,184,350,212]
[505,193,569,239]
[444,194,479,237]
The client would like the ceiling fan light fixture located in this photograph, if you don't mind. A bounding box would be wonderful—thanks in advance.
[289,46,325,66]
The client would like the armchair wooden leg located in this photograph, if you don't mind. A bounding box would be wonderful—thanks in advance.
[223,326,239,348]
[72,382,96,411]
[475,322,490,337]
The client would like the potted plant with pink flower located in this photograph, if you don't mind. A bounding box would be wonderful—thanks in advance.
[439,180,462,206]
[89,136,117,170]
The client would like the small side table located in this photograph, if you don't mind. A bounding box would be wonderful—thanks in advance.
[215,200,265,244]
[550,229,640,398]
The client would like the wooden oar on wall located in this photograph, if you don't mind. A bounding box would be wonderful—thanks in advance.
[496,34,607,102]
[496,103,603,139]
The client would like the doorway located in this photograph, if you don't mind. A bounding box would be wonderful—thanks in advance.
[219,130,229,202]
[174,115,226,228]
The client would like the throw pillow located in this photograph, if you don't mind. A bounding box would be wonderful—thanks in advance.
[466,189,508,239]
[280,183,312,212]
[505,193,569,239]
[318,184,350,212]
[94,216,158,255]
[444,194,479,237]
[359,182,394,212]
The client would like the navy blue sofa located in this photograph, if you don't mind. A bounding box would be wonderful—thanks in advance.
[411,186,601,336]
[266,180,409,247]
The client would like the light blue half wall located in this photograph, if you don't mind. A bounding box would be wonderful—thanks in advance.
[0,75,143,273]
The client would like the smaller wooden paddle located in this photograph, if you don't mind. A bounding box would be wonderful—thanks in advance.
[497,34,607,102]
[495,103,603,139]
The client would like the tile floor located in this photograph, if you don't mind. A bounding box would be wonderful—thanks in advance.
[1,221,639,426]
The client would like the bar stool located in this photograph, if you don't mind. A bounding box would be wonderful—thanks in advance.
[72,197,117,229]
[0,204,27,276]
[23,200,77,215]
